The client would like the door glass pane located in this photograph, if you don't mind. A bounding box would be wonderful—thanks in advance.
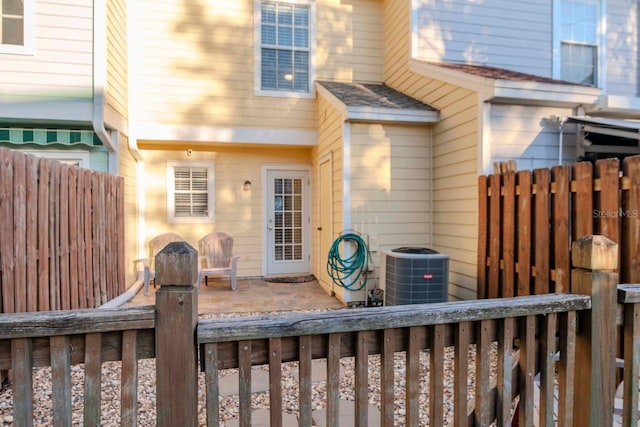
[273,177,303,262]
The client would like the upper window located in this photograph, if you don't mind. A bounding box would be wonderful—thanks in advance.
[0,0,33,54]
[256,0,314,97]
[559,0,600,86]
[167,161,215,224]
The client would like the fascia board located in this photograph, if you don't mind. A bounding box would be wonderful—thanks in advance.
[410,58,601,106]
[0,100,94,125]
[315,83,348,118]
[409,58,493,91]
[345,106,439,124]
[136,122,318,146]
[493,80,601,105]
[586,95,640,118]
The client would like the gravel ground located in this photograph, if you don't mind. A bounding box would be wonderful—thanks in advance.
[0,309,492,426]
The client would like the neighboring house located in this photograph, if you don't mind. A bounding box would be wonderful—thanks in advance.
[129,0,639,303]
[3,0,638,303]
[0,0,140,286]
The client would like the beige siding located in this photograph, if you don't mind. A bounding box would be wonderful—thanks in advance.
[141,144,312,277]
[0,0,93,101]
[311,95,344,295]
[316,0,384,83]
[384,0,479,300]
[351,122,431,268]
[106,0,128,117]
[118,135,139,286]
[131,0,383,130]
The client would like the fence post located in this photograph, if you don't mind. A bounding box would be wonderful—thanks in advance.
[571,235,618,427]
[155,241,199,427]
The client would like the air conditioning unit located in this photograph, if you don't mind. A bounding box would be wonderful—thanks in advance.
[379,247,449,306]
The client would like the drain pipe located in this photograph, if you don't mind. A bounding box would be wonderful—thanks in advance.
[93,0,119,174]
[558,120,564,165]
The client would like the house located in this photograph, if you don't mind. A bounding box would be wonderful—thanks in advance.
[2,0,638,303]
[0,0,140,290]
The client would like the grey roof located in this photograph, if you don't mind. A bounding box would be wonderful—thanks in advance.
[317,81,437,112]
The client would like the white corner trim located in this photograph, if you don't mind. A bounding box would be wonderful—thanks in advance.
[136,123,318,145]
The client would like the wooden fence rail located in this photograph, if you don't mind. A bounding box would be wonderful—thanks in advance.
[0,238,636,427]
[0,147,125,313]
[478,155,640,299]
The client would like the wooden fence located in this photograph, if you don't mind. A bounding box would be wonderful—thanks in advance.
[0,238,637,426]
[477,155,640,299]
[0,147,125,313]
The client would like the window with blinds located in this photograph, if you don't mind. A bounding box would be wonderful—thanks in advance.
[167,161,214,223]
[259,1,310,93]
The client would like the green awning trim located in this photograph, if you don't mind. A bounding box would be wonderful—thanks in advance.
[0,127,103,147]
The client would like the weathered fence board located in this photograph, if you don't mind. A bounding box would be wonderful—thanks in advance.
[0,147,125,313]
[478,156,640,298]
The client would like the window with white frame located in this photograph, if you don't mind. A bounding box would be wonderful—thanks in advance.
[256,0,313,95]
[19,150,91,168]
[167,161,214,224]
[559,0,600,86]
[0,0,32,54]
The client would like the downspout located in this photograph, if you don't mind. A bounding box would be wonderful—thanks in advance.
[558,121,564,165]
[93,0,119,174]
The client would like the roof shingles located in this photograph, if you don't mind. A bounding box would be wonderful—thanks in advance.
[317,81,437,111]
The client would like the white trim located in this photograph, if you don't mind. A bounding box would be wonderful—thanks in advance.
[587,95,640,118]
[0,100,94,124]
[0,0,34,55]
[136,122,318,145]
[317,151,333,290]
[480,102,492,175]
[18,149,91,168]
[166,160,215,224]
[253,0,316,99]
[342,121,351,234]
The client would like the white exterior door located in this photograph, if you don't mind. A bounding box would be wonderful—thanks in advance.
[265,167,311,275]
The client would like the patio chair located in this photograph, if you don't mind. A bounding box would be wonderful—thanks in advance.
[197,231,240,291]
[134,232,185,295]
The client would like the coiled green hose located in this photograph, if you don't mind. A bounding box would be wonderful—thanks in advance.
[326,233,369,291]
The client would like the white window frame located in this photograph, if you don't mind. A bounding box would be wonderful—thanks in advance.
[553,0,606,89]
[0,0,34,55]
[166,161,215,224]
[254,0,316,99]
[19,149,91,168]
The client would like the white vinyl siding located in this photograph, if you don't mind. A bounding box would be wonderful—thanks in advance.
[489,105,577,170]
[412,0,552,78]
[166,161,215,224]
[605,0,638,95]
[0,0,92,107]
